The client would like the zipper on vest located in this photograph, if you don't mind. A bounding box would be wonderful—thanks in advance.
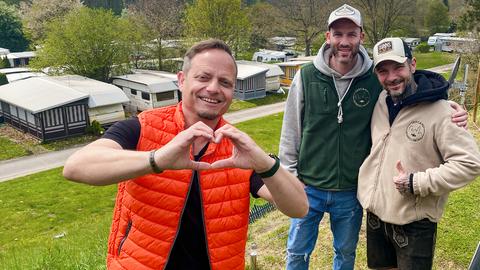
[117,220,132,256]
[197,173,213,270]
[163,173,195,269]
[369,133,390,210]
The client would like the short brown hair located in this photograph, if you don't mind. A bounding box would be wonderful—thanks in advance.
[182,39,237,75]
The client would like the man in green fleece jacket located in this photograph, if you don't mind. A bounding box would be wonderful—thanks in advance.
[279,4,468,270]
[358,37,480,270]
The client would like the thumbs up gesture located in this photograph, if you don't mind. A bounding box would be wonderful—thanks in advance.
[393,160,412,195]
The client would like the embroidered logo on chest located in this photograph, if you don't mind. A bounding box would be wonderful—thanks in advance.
[406,121,425,142]
[353,88,370,107]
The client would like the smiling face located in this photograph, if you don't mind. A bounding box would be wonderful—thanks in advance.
[375,58,417,101]
[177,48,236,128]
[326,19,364,67]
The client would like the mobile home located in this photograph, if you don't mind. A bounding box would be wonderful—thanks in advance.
[0,67,46,83]
[7,51,36,67]
[0,77,90,141]
[236,60,284,92]
[276,60,310,87]
[235,64,269,100]
[112,72,180,113]
[52,75,129,126]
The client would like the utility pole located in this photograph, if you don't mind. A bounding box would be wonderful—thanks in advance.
[473,60,480,124]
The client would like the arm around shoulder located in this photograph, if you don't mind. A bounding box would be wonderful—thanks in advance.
[413,114,480,196]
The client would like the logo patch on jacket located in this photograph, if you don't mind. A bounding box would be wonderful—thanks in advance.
[353,88,370,107]
[406,121,425,141]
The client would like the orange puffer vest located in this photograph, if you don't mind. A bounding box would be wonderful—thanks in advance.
[106,103,252,270]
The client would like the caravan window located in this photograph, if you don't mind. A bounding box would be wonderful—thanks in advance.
[156,91,175,101]
[256,56,263,62]
[141,92,150,100]
[130,89,137,95]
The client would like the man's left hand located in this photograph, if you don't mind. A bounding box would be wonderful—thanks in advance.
[393,160,411,195]
[448,100,468,129]
[210,124,273,172]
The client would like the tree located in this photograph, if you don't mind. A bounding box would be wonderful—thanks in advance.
[32,7,133,82]
[424,0,450,35]
[459,0,480,31]
[82,0,124,15]
[184,0,251,55]
[246,2,284,50]
[275,0,333,56]
[0,1,29,52]
[20,0,83,43]
[351,0,416,45]
[127,0,185,70]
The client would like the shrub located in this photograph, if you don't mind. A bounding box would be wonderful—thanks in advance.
[0,73,7,85]
[415,43,431,53]
[0,57,10,68]
[85,120,104,136]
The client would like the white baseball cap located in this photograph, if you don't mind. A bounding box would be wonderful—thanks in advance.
[373,37,413,68]
[328,4,362,28]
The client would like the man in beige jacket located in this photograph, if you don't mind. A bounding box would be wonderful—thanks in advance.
[357,37,480,269]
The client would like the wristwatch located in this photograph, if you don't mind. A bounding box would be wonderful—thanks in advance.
[149,149,163,174]
[257,154,280,178]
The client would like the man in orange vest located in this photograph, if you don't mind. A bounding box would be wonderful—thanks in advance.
[63,39,308,270]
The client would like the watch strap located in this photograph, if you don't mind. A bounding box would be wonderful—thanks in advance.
[258,154,280,178]
[149,149,163,174]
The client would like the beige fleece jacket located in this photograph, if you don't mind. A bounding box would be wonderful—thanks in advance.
[358,90,480,225]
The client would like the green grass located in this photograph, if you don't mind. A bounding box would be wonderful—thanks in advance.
[41,134,100,151]
[415,51,456,70]
[0,168,116,270]
[244,114,480,270]
[228,91,288,112]
[1,112,478,269]
[0,136,29,161]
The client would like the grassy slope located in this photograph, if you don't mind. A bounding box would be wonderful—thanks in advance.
[415,51,456,70]
[0,136,28,161]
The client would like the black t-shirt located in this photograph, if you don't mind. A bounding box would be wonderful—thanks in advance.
[103,118,265,270]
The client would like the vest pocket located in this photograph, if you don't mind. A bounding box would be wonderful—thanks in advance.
[117,220,132,256]
[307,84,333,114]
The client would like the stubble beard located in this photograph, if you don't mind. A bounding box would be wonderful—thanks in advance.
[332,43,361,65]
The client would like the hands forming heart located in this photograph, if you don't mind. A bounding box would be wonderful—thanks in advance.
[153,121,273,172]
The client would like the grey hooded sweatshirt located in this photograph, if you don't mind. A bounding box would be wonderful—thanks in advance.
[279,42,374,177]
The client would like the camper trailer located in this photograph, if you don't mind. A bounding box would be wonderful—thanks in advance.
[403,38,421,49]
[427,33,457,46]
[437,37,479,53]
[252,49,295,63]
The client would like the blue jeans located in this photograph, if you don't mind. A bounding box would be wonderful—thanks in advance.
[286,186,363,270]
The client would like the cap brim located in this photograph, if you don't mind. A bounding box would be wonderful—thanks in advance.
[374,55,407,68]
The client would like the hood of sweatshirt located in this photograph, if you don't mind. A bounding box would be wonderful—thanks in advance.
[401,70,449,106]
[312,42,374,123]
[313,42,373,79]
